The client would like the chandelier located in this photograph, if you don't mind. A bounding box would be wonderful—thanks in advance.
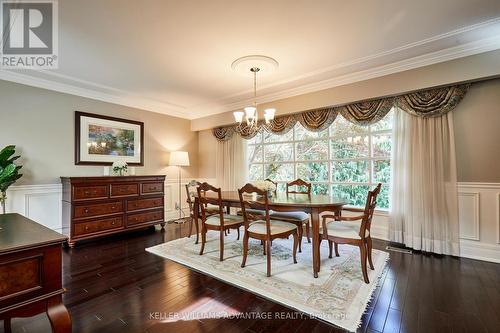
[231,55,278,132]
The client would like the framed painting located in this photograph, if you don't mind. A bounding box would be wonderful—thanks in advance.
[75,111,144,166]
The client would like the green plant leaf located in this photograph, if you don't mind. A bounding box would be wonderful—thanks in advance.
[0,145,15,161]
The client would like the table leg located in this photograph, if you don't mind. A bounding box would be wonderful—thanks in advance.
[4,318,11,333]
[47,296,71,333]
[311,207,320,278]
[193,199,200,244]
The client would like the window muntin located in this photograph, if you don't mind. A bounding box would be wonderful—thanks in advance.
[248,110,393,209]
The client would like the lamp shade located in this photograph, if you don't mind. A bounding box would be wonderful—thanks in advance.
[169,151,190,166]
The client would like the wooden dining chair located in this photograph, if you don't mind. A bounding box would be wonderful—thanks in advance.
[239,183,298,277]
[185,180,218,241]
[270,178,311,252]
[197,183,244,261]
[319,183,382,283]
[236,179,277,219]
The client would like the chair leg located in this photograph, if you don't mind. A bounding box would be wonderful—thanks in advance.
[292,232,298,264]
[237,227,240,240]
[334,242,340,257]
[266,239,272,277]
[188,216,193,238]
[263,240,266,255]
[328,240,333,259]
[219,229,224,261]
[199,226,206,255]
[359,244,369,284]
[241,232,249,268]
[367,237,374,270]
[305,221,311,243]
[297,225,303,253]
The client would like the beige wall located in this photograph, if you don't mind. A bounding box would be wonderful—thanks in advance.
[0,80,198,185]
[454,79,500,183]
[198,129,217,179]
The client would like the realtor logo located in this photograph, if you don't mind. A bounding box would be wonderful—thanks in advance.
[1,0,58,68]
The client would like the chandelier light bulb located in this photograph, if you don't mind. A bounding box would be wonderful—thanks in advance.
[233,111,244,123]
[244,106,256,119]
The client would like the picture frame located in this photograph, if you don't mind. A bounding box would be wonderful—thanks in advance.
[75,111,144,166]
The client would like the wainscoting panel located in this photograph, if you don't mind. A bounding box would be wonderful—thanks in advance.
[5,184,62,231]
[458,192,480,241]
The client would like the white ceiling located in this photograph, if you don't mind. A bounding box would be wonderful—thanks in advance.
[2,0,500,119]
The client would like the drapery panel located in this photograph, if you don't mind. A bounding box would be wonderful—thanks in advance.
[215,134,247,191]
[212,83,470,141]
[389,107,459,255]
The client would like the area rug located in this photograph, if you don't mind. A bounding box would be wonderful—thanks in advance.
[146,230,388,332]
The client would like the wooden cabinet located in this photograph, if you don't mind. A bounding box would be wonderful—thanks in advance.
[0,214,71,333]
[61,175,166,247]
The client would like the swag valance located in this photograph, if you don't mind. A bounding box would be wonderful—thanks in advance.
[212,83,470,141]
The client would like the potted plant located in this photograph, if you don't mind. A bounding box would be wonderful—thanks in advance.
[0,145,23,214]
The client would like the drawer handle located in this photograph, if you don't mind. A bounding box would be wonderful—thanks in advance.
[111,205,116,209]
[111,221,116,225]
[84,208,89,213]
[84,191,90,195]
[85,226,89,230]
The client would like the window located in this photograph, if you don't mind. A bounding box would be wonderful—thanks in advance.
[248,110,393,209]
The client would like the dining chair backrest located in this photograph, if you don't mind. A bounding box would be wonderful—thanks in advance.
[196,182,224,226]
[286,178,311,195]
[238,183,272,238]
[359,183,382,238]
[185,180,201,214]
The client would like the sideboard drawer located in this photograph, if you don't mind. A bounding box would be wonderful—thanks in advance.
[127,197,164,212]
[74,217,123,237]
[141,182,164,195]
[73,185,108,201]
[74,201,123,219]
[127,210,164,226]
[110,183,139,197]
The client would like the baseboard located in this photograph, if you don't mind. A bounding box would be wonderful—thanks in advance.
[459,239,500,263]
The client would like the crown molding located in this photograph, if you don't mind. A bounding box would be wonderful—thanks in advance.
[0,69,191,119]
[1,18,499,120]
[189,33,500,118]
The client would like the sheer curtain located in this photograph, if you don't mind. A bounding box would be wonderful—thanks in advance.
[215,134,248,191]
[390,107,459,255]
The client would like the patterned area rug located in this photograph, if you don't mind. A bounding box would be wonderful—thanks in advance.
[146,230,388,332]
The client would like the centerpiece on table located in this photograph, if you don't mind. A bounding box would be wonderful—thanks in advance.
[112,161,128,176]
[250,180,277,198]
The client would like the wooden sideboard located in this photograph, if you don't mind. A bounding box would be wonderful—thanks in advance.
[61,175,166,247]
[0,213,71,333]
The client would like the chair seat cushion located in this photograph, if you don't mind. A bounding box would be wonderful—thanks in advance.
[248,220,297,235]
[271,211,309,222]
[205,214,243,226]
[320,221,369,239]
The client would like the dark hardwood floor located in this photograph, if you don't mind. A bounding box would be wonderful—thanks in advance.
[1,223,499,333]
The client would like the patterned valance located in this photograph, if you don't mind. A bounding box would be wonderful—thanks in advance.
[212,83,471,141]
[297,108,338,132]
[263,114,297,134]
[337,98,393,126]
[395,84,470,117]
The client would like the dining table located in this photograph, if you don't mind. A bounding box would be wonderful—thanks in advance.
[192,191,348,278]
